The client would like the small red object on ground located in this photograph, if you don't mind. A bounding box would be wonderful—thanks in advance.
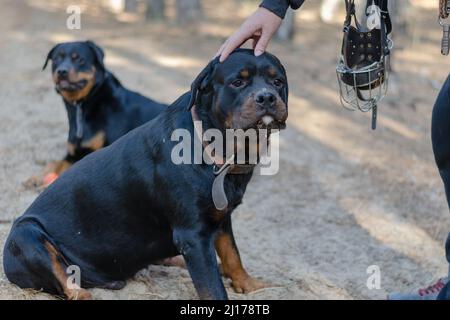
[43,172,59,187]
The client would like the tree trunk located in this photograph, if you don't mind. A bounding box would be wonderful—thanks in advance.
[276,9,295,41]
[146,0,166,20]
[176,0,202,24]
[124,0,139,12]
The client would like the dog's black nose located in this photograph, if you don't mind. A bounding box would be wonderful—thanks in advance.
[254,91,276,108]
[57,69,68,78]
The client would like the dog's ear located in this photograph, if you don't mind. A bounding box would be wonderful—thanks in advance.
[187,57,220,110]
[85,40,105,71]
[42,44,60,71]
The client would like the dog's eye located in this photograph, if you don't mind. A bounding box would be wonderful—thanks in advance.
[230,79,246,88]
[273,79,284,87]
[78,58,85,65]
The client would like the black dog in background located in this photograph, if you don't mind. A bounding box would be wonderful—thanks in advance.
[3,49,288,300]
[37,40,166,186]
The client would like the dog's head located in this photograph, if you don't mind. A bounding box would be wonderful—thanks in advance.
[188,49,288,131]
[43,41,105,103]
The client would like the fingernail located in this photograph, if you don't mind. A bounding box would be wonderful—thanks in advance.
[255,49,263,56]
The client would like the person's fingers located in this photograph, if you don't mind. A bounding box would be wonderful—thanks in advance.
[217,7,282,62]
[215,40,228,59]
[254,28,273,57]
[219,27,256,62]
[219,34,243,62]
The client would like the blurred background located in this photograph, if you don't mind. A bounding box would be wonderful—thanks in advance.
[1,0,450,300]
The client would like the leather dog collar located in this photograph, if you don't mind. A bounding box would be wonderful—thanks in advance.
[190,105,254,175]
[67,74,108,142]
[191,105,255,211]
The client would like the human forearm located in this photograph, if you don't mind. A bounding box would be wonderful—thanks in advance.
[259,0,305,19]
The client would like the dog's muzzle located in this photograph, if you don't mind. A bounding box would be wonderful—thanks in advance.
[336,0,392,118]
[251,89,287,130]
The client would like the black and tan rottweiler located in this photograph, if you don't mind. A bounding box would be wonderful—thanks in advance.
[3,49,288,300]
[37,40,166,186]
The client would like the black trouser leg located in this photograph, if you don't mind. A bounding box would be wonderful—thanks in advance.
[432,74,450,300]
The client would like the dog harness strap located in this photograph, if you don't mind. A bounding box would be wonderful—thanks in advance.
[75,103,83,140]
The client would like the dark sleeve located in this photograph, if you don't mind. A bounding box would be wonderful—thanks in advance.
[259,0,305,19]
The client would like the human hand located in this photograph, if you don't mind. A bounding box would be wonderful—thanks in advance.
[216,7,282,62]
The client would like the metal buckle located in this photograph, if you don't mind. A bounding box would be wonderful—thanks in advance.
[213,155,235,176]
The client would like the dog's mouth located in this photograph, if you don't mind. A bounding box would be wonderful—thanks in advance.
[247,115,287,131]
[55,79,88,92]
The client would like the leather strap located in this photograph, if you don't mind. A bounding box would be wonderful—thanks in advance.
[344,0,391,35]
[441,0,450,19]
[344,0,361,30]
[191,105,254,175]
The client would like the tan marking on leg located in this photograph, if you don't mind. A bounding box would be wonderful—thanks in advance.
[67,143,76,156]
[44,241,92,300]
[215,232,266,294]
[24,160,72,189]
[45,160,72,176]
[81,131,106,151]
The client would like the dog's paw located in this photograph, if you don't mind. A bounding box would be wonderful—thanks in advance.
[231,275,268,294]
[43,172,59,187]
[66,288,92,300]
[23,172,59,191]
[23,175,44,190]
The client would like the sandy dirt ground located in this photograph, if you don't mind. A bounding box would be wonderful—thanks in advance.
[1,0,450,300]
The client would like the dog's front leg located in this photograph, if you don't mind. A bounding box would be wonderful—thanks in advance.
[41,156,73,186]
[24,157,73,189]
[173,228,228,300]
[215,216,267,294]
